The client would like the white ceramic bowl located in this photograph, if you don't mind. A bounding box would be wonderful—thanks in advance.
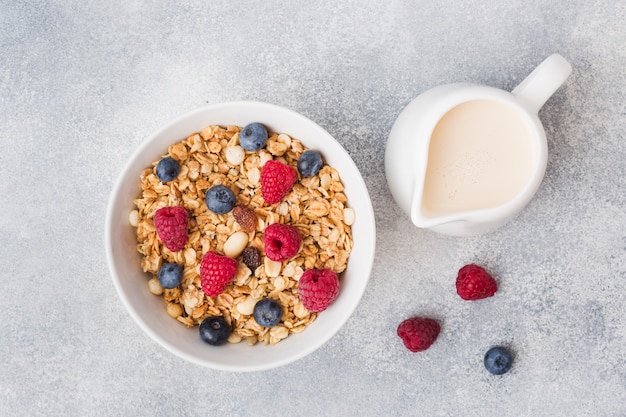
[105,101,376,371]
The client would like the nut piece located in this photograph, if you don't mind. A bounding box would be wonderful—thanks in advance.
[166,303,183,318]
[224,231,249,258]
[264,257,282,278]
[148,278,163,295]
[269,326,289,344]
[277,133,292,147]
[247,167,260,185]
[183,247,196,266]
[343,207,355,226]
[227,333,242,344]
[129,210,139,227]
[225,145,245,165]
[236,296,258,315]
[259,151,273,166]
[233,205,258,233]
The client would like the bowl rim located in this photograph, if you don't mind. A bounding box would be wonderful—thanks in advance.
[105,100,376,371]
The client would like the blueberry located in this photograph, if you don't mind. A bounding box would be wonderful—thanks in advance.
[156,156,180,182]
[297,150,323,177]
[206,185,236,214]
[239,122,268,151]
[157,262,183,289]
[199,316,231,346]
[253,298,283,327]
[484,346,513,375]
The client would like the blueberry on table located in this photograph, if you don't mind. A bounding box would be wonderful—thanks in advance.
[155,156,180,182]
[239,122,268,151]
[484,346,513,375]
[253,298,283,327]
[199,316,231,346]
[157,262,183,289]
[297,150,323,177]
[206,185,236,214]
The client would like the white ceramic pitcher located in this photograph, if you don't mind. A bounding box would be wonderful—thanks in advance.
[385,54,572,236]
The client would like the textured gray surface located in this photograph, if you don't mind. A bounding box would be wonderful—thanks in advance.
[1,1,625,416]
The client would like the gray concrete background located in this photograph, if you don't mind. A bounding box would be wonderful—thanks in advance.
[1,1,625,416]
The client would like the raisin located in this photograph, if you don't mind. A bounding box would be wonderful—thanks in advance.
[241,247,261,272]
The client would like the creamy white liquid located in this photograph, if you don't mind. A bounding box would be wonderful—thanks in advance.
[421,100,536,216]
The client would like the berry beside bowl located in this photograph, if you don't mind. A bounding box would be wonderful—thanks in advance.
[105,101,376,372]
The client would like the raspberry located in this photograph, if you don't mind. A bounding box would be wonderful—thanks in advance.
[233,205,258,233]
[298,269,339,312]
[200,251,238,297]
[260,160,297,204]
[263,223,301,262]
[397,317,440,352]
[153,206,188,252]
[456,264,498,300]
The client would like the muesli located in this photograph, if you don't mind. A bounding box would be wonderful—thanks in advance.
[130,124,354,346]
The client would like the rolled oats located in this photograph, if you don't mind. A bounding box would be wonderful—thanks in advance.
[166,302,184,319]
[132,124,354,345]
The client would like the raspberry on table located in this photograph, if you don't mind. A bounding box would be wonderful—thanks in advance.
[263,223,301,262]
[260,160,297,204]
[456,264,498,300]
[153,206,188,252]
[397,317,440,352]
[298,269,339,312]
[233,205,258,233]
[200,251,238,297]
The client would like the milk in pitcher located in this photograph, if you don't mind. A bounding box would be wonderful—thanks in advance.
[421,100,537,216]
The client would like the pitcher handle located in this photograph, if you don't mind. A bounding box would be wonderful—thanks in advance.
[512,54,572,113]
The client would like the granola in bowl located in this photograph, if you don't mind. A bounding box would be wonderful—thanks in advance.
[106,101,376,371]
[131,124,355,346]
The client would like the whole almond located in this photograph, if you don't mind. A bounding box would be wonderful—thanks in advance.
[224,231,249,258]
[233,205,258,233]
